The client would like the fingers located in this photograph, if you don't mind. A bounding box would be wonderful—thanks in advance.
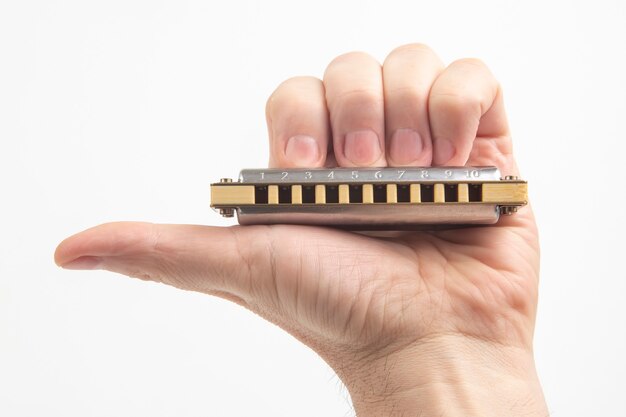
[323,52,386,167]
[429,58,510,166]
[382,44,444,166]
[266,76,330,168]
[54,222,275,302]
[266,49,513,173]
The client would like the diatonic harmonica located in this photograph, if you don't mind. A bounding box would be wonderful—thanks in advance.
[210,167,527,229]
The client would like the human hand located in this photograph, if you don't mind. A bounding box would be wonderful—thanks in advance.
[55,44,548,416]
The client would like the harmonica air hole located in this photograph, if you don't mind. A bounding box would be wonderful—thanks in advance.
[255,186,268,204]
[469,184,482,202]
[326,185,339,204]
[373,185,387,203]
[420,184,434,202]
[397,185,410,203]
[445,184,458,202]
[349,185,363,203]
[279,186,291,204]
[302,185,315,203]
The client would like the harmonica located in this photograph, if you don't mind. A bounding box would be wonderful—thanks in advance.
[210,167,527,229]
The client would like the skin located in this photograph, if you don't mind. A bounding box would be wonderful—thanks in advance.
[55,44,549,416]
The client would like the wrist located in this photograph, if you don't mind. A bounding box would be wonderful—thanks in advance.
[334,334,548,417]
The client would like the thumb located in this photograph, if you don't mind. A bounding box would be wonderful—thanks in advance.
[54,222,276,305]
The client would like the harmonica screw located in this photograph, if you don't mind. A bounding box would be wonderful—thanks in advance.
[219,208,235,218]
[220,178,233,183]
[503,175,518,181]
[500,206,518,215]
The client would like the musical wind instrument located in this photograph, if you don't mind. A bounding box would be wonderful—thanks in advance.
[210,167,527,229]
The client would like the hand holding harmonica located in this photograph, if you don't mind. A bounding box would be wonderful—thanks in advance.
[56,44,547,417]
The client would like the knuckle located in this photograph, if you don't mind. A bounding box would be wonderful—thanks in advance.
[324,51,378,76]
[448,58,500,92]
[432,57,501,114]
[266,76,322,118]
[332,50,377,64]
[277,75,320,90]
[336,86,381,102]
[330,87,383,111]
[449,57,490,72]
[268,93,321,120]
[449,58,498,87]
[386,86,427,106]
[385,42,435,61]
[430,91,482,115]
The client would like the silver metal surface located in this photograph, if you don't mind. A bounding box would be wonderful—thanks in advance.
[239,167,501,184]
[237,204,500,228]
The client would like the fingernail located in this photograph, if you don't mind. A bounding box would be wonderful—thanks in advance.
[62,256,103,270]
[285,135,320,166]
[389,129,423,164]
[344,130,382,165]
[433,139,456,165]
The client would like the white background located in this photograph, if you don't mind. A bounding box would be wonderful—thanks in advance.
[1,0,625,416]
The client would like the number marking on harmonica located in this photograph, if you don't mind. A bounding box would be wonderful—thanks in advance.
[242,167,498,183]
